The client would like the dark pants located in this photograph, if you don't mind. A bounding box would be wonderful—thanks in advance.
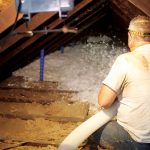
[89,121,150,150]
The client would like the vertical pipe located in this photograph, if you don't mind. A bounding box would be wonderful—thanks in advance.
[57,0,62,18]
[60,46,64,54]
[40,48,45,81]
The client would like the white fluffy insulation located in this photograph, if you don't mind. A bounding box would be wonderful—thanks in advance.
[13,34,128,113]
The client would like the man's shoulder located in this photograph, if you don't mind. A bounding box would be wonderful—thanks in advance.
[116,52,131,63]
[118,52,131,57]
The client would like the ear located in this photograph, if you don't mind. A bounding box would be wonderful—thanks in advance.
[128,32,132,38]
[128,32,133,50]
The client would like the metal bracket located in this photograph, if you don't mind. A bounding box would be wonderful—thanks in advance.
[16,0,74,21]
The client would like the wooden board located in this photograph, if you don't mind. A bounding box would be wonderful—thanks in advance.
[0,76,59,90]
[0,88,78,103]
[0,0,23,33]
[110,0,146,28]
[128,0,150,17]
[0,101,89,122]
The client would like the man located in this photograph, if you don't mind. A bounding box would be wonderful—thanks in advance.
[91,16,150,150]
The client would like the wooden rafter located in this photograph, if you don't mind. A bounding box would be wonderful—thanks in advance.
[0,0,93,66]
[128,0,150,17]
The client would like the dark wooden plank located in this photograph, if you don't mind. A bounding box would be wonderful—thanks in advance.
[0,0,93,66]
[110,0,146,28]
[0,12,56,53]
[7,0,109,72]
[0,1,23,33]
[0,88,78,104]
[0,76,59,90]
[128,0,150,17]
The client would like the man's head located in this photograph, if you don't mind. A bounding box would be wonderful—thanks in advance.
[128,15,150,51]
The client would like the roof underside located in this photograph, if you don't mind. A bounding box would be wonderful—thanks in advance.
[0,0,150,81]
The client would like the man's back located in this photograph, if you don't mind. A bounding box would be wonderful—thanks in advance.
[117,44,150,143]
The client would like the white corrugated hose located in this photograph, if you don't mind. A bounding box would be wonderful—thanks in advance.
[58,102,118,150]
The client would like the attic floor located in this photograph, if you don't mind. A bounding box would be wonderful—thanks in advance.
[0,76,104,150]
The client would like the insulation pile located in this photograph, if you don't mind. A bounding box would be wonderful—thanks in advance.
[14,33,127,111]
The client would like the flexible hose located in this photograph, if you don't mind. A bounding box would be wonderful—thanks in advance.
[58,102,118,150]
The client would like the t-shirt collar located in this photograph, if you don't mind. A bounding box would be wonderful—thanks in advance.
[135,44,150,52]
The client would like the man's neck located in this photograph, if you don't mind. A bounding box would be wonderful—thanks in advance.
[130,41,150,51]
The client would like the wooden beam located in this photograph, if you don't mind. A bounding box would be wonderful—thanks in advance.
[0,88,78,104]
[0,0,108,77]
[128,0,150,17]
[110,0,145,28]
[0,76,59,90]
[32,1,109,59]
[10,0,108,64]
[0,0,23,33]
[0,0,93,66]
[0,12,56,53]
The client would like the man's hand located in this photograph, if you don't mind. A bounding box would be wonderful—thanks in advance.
[62,26,78,34]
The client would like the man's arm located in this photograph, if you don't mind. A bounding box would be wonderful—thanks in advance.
[98,84,117,109]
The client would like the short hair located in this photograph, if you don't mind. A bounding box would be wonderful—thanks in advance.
[128,15,150,37]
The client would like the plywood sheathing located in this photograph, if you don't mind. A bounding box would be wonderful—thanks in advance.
[110,0,146,28]
[128,0,150,17]
[0,0,23,33]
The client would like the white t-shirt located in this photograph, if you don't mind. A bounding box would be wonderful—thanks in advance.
[103,44,150,143]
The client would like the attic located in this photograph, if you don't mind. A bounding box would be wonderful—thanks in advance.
[0,0,150,149]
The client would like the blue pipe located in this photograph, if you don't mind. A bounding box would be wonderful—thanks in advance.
[60,46,64,54]
[40,48,45,81]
